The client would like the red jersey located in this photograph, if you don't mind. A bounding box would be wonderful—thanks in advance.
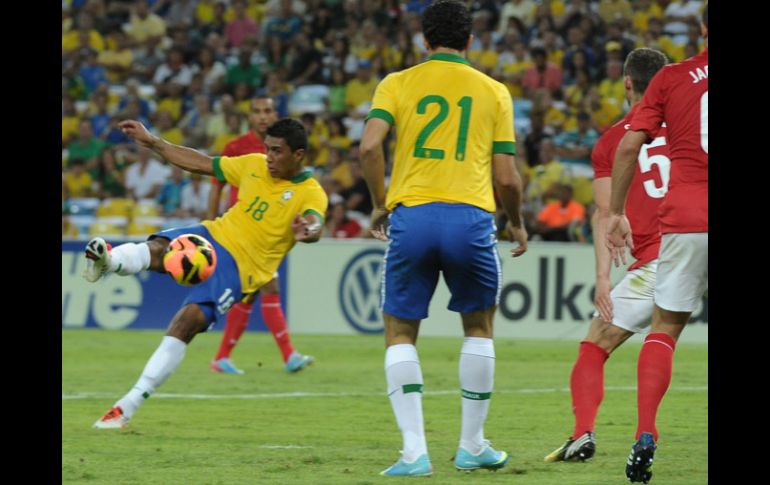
[630,49,708,234]
[593,105,668,271]
[212,131,267,208]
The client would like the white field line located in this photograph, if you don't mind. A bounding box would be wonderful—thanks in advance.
[62,386,707,400]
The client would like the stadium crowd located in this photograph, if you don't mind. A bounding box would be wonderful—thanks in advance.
[62,0,706,242]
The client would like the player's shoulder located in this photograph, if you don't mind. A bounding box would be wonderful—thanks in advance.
[659,49,708,80]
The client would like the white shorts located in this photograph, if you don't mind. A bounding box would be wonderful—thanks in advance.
[593,260,657,334]
[654,232,708,312]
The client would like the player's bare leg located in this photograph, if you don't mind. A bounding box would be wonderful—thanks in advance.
[93,303,210,429]
[453,307,509,471]
[626,305,689,483]
[210,293,256,374]
[380,314,432,476]
[546,318,634,463]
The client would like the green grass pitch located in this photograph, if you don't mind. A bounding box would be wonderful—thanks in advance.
[62,330,707,484]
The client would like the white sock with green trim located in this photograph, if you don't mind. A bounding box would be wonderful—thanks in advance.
[459,337,495,454]
[115,336,187,418]
[385,344,427,462]
[108,242,151,275]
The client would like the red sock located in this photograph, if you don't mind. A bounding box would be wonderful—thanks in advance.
[261,294,294,362]
[570,341,609,438]
[214,302,253,360]
[636,332,677,441]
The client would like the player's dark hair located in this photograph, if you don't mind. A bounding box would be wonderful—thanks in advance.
[422,0,472,51]
[624,48,668,94]
[266,118,308,151]
[702,4,707,29]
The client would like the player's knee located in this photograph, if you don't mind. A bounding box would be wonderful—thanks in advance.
[261,279,280,294]
[166,305,209,343]
[146,238,170,272]
[586,319,630,353]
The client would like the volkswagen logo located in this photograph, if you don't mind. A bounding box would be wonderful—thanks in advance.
[338,248,386,333]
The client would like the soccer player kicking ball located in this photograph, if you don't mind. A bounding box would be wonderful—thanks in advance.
[361,0,527,477]
[543,48,669,464]
[206,95,313,376]
[607,6,708,483]
[86,118,327,429]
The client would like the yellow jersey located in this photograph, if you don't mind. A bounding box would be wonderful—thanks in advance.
[368,53,515,213]
[204,154,328,294]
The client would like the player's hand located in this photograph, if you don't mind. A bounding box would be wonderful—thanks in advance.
[605,214,633,267]
[119,120,157,148]
[507,222,528,258]
[369,206,390,241]
[292,213,322,241]
[594,276,613,323]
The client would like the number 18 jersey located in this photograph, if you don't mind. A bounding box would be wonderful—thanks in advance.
[368,53,516,213]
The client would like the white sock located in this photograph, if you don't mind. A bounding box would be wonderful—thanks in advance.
[108,242,151,275]
[116,336,187,418]
[385,344,427,462]
[459,337,495,454]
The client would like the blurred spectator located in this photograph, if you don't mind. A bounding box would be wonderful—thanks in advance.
[125,147,171,200]
[533,183,585,242]
[632,0,664,33]
[225,47,262,90]
[598,0,633,25]
[598,60,625,109]
[94,148,127,199]
[522,111,555,168]
[257,71,290,117]
[88,92,113,138]
[67,119,107,169]
[129,36,166,83]
[123,0,167,47]
[192,46,226,95]
[524,138,569,207]
[497,0,535,34]
[522,47,562,98]
[663,0,704,40]
[265,0,303,42]
[157,166,189,215]
[179,94,214,148]
[62,96,81,146]
[63,158,95,198]
[79,49,110,96]
[165,0,197,30]
[210,112,243,154]
[340,159,373,216]
[327,67,348,115]
[156,110,184,145]
[345,60,379,112]
[562,26,596,74]
[156,82,185,122]
[224,0,259,49]
[287,33,323,86]
[62,11,106,53]
[564,68,591,112]
[99,29,134,83]
[554,111,599,177]
[180,173,211,219]
[582,86,622,132]
[325,202,362,238]
[563,48,594,86]
[153,48,193,92]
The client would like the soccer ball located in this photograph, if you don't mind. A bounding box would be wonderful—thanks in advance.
[163,234,217,286]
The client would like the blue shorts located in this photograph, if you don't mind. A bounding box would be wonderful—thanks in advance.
[381,203,502,320]
[150,225,244,329]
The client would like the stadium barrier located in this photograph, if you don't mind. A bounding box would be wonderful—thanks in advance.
[62,240,708,343]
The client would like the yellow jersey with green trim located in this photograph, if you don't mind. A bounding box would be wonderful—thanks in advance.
[368,52,516,213]
[202,154,328,294]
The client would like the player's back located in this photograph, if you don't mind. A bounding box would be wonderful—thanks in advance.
[631,49,708,233]
[372,54,515,213]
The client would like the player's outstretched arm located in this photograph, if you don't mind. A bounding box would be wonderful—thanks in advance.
[119,120,215,176]
[493,153,528,257]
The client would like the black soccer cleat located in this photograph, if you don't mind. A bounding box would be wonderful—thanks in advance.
[544,431,596,462]
[626,432,656,483]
